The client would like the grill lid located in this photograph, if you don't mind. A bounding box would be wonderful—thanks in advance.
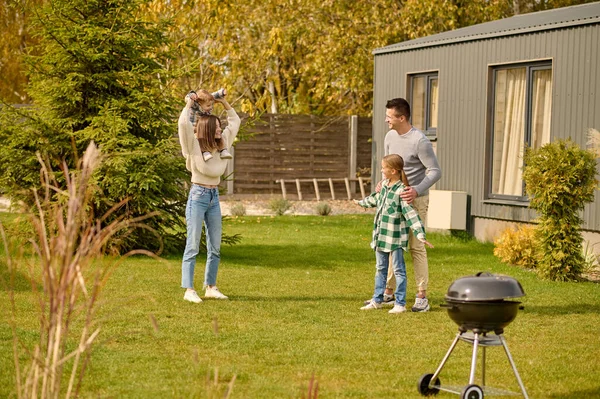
[445,272,525,301]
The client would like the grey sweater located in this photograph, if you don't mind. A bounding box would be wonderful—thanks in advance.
[384,127,442,196]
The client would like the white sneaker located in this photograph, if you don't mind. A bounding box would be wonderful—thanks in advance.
[363,293,394,306]
[219,149,233,159]
[204,286,228,299]
[412,297,430,312]
[202,151,213,161]
[389,304,407,314]
[360,299,382,310]
[184,290,202,303]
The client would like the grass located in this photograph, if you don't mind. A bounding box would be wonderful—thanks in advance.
[1,213,600,398]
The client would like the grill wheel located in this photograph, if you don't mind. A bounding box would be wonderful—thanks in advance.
[461,384,484,399]
[417,373,440,396]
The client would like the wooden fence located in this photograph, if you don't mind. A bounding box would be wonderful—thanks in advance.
[225,114,372,199]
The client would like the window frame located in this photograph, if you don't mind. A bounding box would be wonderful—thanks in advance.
[408,71,439,139]
[485,60,553,203]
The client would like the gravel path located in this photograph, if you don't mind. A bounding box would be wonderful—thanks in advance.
[220,199,375,216]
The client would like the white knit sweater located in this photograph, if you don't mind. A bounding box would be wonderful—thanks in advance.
[177,101,241,186]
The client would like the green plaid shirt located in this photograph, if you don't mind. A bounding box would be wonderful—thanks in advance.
[358,179,426,253]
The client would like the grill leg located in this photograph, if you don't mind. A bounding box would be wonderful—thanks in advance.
[499,335,529,399]
[482,346,486,387]
[430,332,462,385]
[469,333,480,385]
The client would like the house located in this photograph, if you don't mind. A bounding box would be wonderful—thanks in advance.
[372,2,600,245]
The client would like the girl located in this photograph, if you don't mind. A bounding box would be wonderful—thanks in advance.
[355,154,433,314]
[177,93,240,303]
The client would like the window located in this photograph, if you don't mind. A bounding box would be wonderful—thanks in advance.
[409,72,438,137]
[487,62,552,201]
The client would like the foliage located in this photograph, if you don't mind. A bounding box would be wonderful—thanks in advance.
[493,225,540,269]
[0,0,188,254]
[522,139,598,281]
[3,143,158,398]
[4,1,595,114]
[401,0,510,40]
[230,203,247,217]
[269,198,292,216]
[0,0,41,103]
[315,202,332,216]
[147,0,551,116]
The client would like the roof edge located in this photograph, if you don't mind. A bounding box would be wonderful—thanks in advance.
[374,14,600,56]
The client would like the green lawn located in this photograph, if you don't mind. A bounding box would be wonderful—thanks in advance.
[1,214,600,398]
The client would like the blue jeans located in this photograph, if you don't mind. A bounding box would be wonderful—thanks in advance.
[181,185,222,289]
[373,249,407,306]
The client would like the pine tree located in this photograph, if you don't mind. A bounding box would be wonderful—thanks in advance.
[0,0,188,253]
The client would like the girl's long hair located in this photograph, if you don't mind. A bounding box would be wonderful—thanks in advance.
[382,154,409,186]
[194,115,222,153]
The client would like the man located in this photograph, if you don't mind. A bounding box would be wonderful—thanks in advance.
[379,97,441,312]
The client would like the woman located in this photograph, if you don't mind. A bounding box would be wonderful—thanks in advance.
[177,92,240,303]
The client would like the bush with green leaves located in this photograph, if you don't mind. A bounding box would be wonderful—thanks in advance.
[269,198,292,216]
[0,0,188,254]
[522,139,598,281]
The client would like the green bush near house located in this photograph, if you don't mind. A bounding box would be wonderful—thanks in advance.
[522,139,598,281]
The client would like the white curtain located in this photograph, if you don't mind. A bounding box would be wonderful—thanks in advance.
[531,69,553,148]
[411,76,426,129]
[493,68,526,196]
[430,78,439,129]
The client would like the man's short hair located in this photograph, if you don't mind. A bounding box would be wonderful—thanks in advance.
[386,98,411,120]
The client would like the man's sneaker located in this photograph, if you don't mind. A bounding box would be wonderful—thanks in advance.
[360,299,382,310]
[204,286,228,299]
[184,290,202,303]
[219,149,233,159]
[412,297,430,312]
[389,304,407,314]
[383,293,395,306]
[202,151,213,161]
[363,293,395,306]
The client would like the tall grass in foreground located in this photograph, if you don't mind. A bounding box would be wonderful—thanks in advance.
[2,143,156,398]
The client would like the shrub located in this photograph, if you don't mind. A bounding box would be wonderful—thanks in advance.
[493,225,539,269]
[522,139,598,281]
[315,202,332,216]
[269,198,291,216]
[230,203,246,217]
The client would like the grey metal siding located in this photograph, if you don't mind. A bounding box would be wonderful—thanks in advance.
[373,23,600,231]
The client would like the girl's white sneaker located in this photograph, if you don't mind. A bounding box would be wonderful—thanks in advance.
[389,304,407,314]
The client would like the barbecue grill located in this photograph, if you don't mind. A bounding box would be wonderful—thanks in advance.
[418,272,529,399]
